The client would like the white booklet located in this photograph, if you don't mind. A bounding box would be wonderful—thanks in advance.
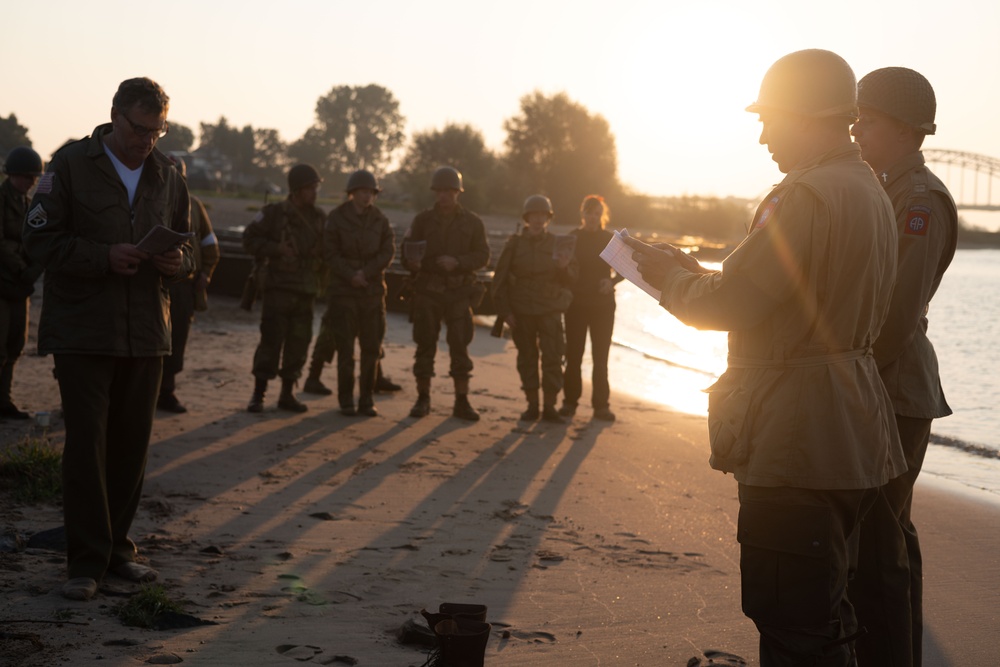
[136,225,194,255]
[599,228,662,301]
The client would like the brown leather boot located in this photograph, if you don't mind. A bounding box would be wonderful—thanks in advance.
[277,379,308,413]
[520,389,540,421]
[409,376,431,418]
[452,377,480,421]
[542,392,565,423]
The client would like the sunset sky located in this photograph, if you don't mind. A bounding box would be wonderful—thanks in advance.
[4,0,999,215]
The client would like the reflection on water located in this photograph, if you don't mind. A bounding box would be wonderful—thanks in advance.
[610,282,726,416]
[601,251,1000,498]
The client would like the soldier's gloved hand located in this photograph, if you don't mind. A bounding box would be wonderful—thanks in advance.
[151,248,184,277]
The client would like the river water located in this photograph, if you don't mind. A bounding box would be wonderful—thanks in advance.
[601,248,1000,500]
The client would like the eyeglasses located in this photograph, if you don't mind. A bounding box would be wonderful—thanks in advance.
[119,110,169,140]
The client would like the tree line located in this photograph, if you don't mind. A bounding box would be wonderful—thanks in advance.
[33,83,1000,246]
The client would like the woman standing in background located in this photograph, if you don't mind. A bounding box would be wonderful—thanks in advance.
[560,195,620,421]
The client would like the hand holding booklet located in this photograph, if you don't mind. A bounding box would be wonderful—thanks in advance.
[599,228,662,301]
[136,225,194,255]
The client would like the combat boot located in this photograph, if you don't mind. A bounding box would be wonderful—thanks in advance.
[452,377,480,422]
[520,390,540,421]
[374,363,402,393]
[277,379,308,413]
[409,377,431,418]
[247,377,267,413]
[303,360,332,395]
[541,392,565,423]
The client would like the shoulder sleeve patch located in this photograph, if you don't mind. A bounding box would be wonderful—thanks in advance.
[251,211,264,223]
[26,203,48,228]
[754,195,781,229]
[904,205,931,236]
[35,173,55,195]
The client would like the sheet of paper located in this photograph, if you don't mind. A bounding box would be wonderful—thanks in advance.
[599,228,662,301]
[136,225,194,255]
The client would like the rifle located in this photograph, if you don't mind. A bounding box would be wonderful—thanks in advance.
[239,261,260,311]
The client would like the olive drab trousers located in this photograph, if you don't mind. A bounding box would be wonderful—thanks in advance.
[511,311,565,395]
[738,484,877,667]
[55,354,161,580]
[411,292,475,379]
[330,294,385,409]
[252,289,315,381]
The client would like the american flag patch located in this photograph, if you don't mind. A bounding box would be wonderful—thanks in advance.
[35,172,54,195]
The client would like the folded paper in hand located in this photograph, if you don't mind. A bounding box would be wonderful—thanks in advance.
[599,228,662,301]
[136,225,194,255]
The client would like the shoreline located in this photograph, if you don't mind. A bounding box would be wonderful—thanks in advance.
[2,299,998,665]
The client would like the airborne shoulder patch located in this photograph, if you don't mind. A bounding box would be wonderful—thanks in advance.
[26,203,48,228]
[904,205,931,236]
[755,196,781,229]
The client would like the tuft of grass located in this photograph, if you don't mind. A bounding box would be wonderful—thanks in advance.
[0,437,62,503]
[114,584,183,628]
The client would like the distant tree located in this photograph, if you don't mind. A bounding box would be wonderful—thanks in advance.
[399,123,498,212]
[290,84,405,177]
[156,121,195,154]
[0,113,32,158]
[251,128,289,187]
[502,91,621,220]
[196,117,257,188]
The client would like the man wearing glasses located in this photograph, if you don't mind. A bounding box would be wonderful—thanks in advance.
[24,77,192,601]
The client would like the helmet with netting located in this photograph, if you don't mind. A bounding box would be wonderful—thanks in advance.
[858,67,937,135]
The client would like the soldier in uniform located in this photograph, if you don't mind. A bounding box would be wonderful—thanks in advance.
[492,195,578,423]
[560,195,621,422]
[402,166,490,421]
[626,50,903,666]
[0,147,44,419]
[23,77,193,601]
[321,169,394,416]
[243,164,325,413]
[849,67,957,667]
[157,157,220,414]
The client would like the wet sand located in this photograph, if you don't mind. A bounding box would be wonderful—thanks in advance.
[1,296,997,666]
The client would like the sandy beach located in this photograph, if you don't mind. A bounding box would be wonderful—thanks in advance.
[1,295,998,666]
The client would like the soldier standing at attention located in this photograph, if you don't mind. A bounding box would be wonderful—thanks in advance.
[492,195,578,423]
[24,77,192,601]
[244,164,325,413]
[626,50,903,665]
[157,157,220,414]
[559,194,621,422]
[0,147,44,419]
[849,67,957,667]
[322,169,394,417]
[403,166,490,421]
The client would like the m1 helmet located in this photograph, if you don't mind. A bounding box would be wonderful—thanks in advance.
[430,166,463,192]
[522,194,554,219]
[858,67,937,135]
[346,169,380,193]
[746,49,858,120]
[288,163,321,192]
[3,146,43,176]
